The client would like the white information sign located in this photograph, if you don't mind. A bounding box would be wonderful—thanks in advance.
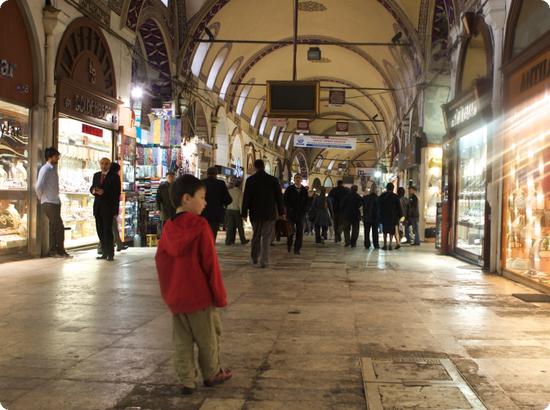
[294,135,356,150]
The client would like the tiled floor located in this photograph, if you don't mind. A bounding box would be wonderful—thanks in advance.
[0,235,549,409]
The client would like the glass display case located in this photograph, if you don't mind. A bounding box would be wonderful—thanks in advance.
[57,117,112,248]
[455,126,487,258]
[0,100,30,255]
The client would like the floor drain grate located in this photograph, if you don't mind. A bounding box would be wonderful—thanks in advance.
[361,356,487,409]
[512,293,550,303]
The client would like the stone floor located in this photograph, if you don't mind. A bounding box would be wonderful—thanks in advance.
[0,234,549,410]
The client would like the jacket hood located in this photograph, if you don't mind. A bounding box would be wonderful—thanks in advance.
[161,213,205,257]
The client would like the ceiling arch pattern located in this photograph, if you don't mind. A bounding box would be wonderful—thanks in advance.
[138,17,173,95]
[180,0,425,74]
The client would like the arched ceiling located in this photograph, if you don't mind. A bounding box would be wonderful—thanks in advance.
[180,0,441,168]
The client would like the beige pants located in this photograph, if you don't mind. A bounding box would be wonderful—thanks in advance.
[172,307,222,388]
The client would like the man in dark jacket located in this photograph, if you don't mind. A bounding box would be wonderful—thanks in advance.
[362,184,379,249]
[406,186,421,245]
[283,174,309,254]
[156,171,176,234]
[341,185,363,247]
[242,160,285,268]
[328,180,349,243]
[377,182,403,250]
[91,158,121,261]
[202,167,232,239]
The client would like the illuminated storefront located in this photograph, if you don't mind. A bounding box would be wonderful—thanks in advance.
[501,0,550,289]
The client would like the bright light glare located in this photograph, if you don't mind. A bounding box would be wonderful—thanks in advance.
[374,171,382,178]
[131,86,143,99]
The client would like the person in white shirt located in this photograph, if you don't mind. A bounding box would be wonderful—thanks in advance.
[35,147,71,258]
[225,179,248,245]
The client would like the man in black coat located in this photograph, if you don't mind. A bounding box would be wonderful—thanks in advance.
[377,182,403,250]
[406,186,421,245]
[91,158,121,261]
[341,185,363,248]
[202,167,232,239]
[362,183,379,249]
[328,180,349,243]
[242,159,285,268]
[156,171,176,234]
[283,174,309,254]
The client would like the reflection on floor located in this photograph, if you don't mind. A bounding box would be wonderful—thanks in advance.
[0,235,549,409]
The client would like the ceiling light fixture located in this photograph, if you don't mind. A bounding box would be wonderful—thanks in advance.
[307,47,321,61]
[391,32,402,45]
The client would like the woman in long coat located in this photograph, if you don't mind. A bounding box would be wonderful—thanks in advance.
[310,187,333,244]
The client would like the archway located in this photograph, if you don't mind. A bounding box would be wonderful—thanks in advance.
[215,106,230,166]
[291,151,309,181]
[324,176,334,188]
[312,178,322,190]
[230,130,244,178]
[265,160,272,175]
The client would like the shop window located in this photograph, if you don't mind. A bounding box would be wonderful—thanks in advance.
[0,100,30,256]
[236,82,253,116]
[259,116,268,135]
[513,0,550,57]
[250,100,263,127]
[219,59,241,100]
[327,160,336,170]
[206,47,229,90]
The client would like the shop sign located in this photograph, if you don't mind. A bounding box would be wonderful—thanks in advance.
[58,80,119,130]
[269,118,287,127]
[449,100,479,128]
[294,134,356,150]
[296,119,310,133]
[329,89,345,107]
[0,58,16,78]
[507,49,550,107]
[335,121,349,135]
[443,79,491,133]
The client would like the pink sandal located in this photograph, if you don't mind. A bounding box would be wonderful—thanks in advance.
[204,368,233,386]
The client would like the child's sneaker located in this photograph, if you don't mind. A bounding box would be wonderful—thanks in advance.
[204,368,233,386]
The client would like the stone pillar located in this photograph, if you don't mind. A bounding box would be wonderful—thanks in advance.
[484,0,507,273]
[211,114,219,167]
[42,5,61,148]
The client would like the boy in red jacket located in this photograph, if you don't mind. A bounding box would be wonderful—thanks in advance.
[155,174,232,395]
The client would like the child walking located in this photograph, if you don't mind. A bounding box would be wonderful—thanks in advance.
[155,174,232,395]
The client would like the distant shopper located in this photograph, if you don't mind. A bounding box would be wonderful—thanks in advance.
[406,186,421,245]
[396,187,409,249]
[328,180,349,243]
[242,160,285,268]
[283,174,309,254]
[202,167,232,239]
[362,184,379,249]
[35,147,72,258]
[155,174,232,395]
[91,158,121,261]
[225,179,248,245]
[156,171,176,234]
[310,187,333,244]
[341,185,363,248]
[377,182,402,250]
[110,162,128,252]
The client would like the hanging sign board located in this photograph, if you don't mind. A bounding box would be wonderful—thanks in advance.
[335,121,349,135]
[329,89,346,107]
[296,119,310,133]
[269,118,287,127]
[294,134,356,150]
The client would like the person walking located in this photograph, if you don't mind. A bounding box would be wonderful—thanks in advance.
[91,158,121,261]
[310,187,333,244]
[283,174,309,255]
[362,184,379,249]
[396,187,409,249]
[406,186,421,245]
[156,171,176,235]
[202,167,232,240]
[225,179,248,245]
[377,182,402,251]
[341,185,363,248]
[35,147,72,258]
[109,162,128,252]
[242,160,284,268]
[328,180,349,243]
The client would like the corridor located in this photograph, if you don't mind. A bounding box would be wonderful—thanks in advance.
[0,239,549,410]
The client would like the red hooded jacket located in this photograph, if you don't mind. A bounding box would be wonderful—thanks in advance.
[155,212,227,314]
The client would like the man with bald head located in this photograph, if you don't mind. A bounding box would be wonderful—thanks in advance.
[91,158,121,261]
